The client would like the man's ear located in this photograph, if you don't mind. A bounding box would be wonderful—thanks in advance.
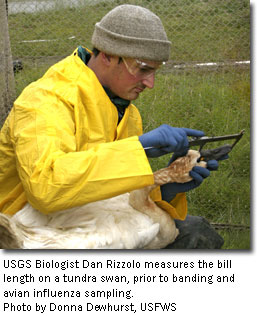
[101,52,112,66]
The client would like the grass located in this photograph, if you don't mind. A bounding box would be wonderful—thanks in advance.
[8,0,250,62]
[137,68,250,249]
[7,0,250,249]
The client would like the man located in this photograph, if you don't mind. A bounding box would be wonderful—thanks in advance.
[0,4,223,248]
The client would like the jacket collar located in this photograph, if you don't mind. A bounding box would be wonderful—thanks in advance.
[77,46,130,123]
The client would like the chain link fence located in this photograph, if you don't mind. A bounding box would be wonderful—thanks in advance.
[7,0,250,71]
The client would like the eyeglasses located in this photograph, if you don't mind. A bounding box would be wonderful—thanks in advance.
[122,57,164,80]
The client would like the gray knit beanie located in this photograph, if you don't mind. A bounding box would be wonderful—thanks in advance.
[91,4,171,62]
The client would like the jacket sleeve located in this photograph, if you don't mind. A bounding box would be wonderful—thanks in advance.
[150,186,187,220]
[128,105,188,220]
[10,97,154,215]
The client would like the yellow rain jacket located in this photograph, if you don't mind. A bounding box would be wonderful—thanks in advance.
[0,48,187,219]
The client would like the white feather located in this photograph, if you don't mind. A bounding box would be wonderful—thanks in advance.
[9,193,174,249]
[1,150,204,249]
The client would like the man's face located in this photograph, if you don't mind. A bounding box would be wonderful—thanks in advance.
[105,56,162,100]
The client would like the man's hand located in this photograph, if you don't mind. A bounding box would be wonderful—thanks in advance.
[139,125,204,158]
[160,160,220,202]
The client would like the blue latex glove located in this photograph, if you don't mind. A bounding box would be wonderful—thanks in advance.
[139,125,205,158]
[161,160,220,202]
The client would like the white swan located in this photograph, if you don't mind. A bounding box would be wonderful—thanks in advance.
[0,150,205,249]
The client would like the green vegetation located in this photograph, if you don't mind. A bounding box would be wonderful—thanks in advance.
[8,0,250,249]
[138,68,250,249]
[8,0,250,62]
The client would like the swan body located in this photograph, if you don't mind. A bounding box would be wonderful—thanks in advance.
[0,150,205,249]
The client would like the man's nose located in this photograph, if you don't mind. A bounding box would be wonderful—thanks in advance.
[142,73,155,89]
